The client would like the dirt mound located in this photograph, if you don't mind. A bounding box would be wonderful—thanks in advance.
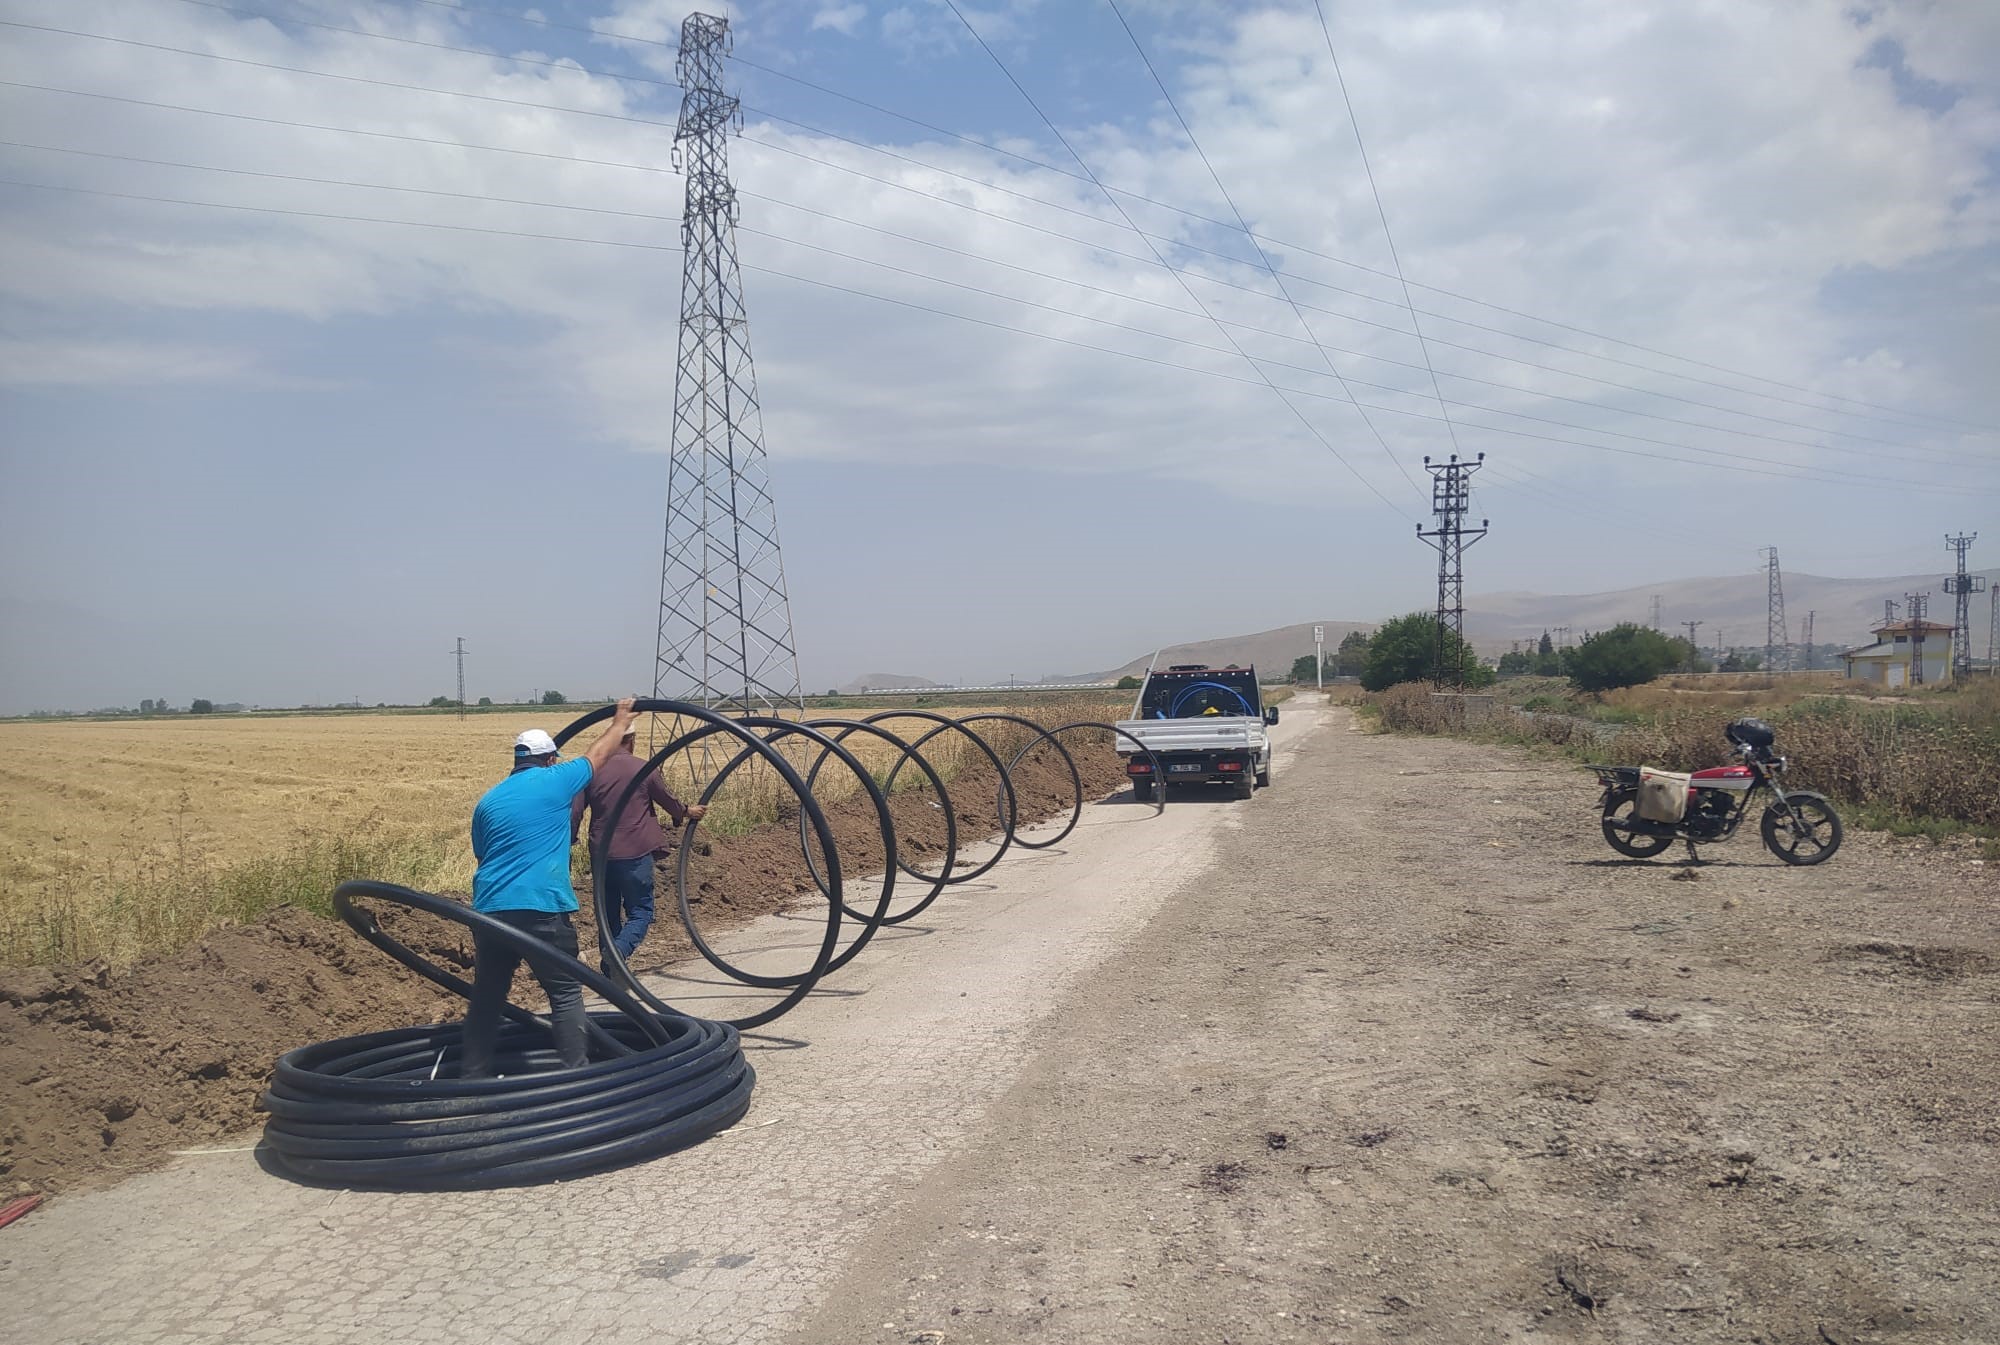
[2,744,1130,1196]
[0,907,453,1195]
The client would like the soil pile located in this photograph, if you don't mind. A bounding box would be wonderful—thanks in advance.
[0,906,454,1195]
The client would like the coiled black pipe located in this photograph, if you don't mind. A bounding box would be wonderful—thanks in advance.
[260,882,752,1190]
[263,702,1165,1189]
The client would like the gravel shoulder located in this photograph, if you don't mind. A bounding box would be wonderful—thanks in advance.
[794,703,2000,1345]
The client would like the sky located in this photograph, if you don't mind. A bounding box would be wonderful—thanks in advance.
[1,0,1997,712]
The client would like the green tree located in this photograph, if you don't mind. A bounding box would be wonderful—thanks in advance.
[1566,623,1684,693]
[189,698,215,714]
[1361,612,1492,691]
[1335,630,1371,677]
[1289,654,1319,684]
[1496,649,1532,677]
[541,690,567,705]
[427,695,455,708]
[1114,675,1141,690]
[476,696,493,707]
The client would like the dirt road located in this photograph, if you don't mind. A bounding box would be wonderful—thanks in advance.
[4,699,1995,1343]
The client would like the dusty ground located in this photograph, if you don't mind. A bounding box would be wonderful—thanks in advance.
[796,708,1998,1345]
[2,702,1992,1345]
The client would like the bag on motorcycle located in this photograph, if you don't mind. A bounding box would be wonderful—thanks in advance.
[1636,768,1693,823]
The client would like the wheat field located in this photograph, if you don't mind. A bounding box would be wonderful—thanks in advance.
[0,697,1123,966]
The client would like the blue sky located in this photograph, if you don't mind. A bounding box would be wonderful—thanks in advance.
[2,0,1997,712]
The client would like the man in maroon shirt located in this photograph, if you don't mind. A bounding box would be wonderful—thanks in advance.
[570,723,706,969]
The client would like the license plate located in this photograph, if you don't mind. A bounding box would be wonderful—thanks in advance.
[1168,764,1205,774]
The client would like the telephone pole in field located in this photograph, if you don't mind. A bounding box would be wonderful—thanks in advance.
[1416,454,1488,689]
[654,11,804,714]
[1649,594,1664,630]
[454,637,467,718]
[1799,611,1814,671]
[1944,533,1985,680]
[1681,621,1703,671]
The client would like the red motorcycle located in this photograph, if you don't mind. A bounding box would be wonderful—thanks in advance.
[1589,718,1842,865]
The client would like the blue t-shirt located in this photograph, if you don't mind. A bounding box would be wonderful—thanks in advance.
[471,758,594,913]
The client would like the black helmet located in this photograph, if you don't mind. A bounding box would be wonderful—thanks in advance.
[1725,717,1776,749]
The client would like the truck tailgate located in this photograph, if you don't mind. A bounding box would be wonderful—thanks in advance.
[1114,718,1259,754]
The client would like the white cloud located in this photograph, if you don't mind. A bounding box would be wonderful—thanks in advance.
[0,338,255,386]
[810,4,867,37]
[0,0,1992,515]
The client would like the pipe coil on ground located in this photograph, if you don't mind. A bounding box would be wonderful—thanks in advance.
[259,881,753,1190]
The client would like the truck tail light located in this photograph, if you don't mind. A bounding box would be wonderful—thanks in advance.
[1217,761,1243,772]
[1127,760,1153,775]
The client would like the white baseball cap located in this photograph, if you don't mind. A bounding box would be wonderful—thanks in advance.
[513,728,559,757]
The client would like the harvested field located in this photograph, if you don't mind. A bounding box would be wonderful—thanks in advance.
[0,696,1125,966]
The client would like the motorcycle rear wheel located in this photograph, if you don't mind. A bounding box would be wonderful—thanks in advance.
[1761,792,1842,865]
[1601,789,1675,858]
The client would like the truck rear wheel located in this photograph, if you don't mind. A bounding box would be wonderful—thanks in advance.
[1132,778,1154,803]
[1231,770,1253,800]
[1255,757,1271,788]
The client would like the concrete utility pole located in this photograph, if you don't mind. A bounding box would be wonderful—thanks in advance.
[1682,621,1703,671]
[655,11,804,716]
[1943,533,1985,679]
[1553,625,1571,649]
[1884,598,1899,628]
[1416,454,1488,689]
[1799,612,1814,671]
[1649,594,1664,630]
[1313,625,1325,691]
[1905,592,1931,685]
[454,637,467,718]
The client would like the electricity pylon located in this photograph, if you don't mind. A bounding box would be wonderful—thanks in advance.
[1416,454,1488,688]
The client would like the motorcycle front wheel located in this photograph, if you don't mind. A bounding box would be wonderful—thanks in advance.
[1601,789,1675,858]
[1761,792,1843,865]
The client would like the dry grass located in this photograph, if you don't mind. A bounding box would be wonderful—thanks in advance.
[0,694,1127,967]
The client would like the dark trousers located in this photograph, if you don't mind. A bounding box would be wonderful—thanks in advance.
[460,909,588,1078]
[599,852,658,960]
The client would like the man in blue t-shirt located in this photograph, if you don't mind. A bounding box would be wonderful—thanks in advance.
[460,697,637,1078]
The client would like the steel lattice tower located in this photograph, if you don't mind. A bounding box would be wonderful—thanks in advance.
[1417,453,1488,689]
[1905,591,1931,685]
[1943,532,1985,680]
[1759,547,1789,673]
[654,12,803,714]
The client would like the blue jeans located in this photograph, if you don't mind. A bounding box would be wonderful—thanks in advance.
[460,909,588,1078]
[600,853,658,960]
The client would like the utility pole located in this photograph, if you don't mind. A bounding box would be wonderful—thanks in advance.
[454,637,467,718]
[1758,546,1789,673]
[1681,621,1703,671]
[1416,453,1488,689]
[655,11,804,716]
[1943,533,1985,680]
[1883,598,1899,630]
[1649,594,1664,631]
[1905,592,1930,685]
[1799,612,1814,671]
[1313,625,1324,691]
[1553,625,1571,649]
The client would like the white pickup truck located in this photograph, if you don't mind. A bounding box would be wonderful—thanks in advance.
[1115,662,1278,801]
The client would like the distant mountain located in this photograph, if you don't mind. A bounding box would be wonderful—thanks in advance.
[1082,620,1381,683]
[834,673,945,695]
[1463,568,2000,655]
[839,567,2000,689]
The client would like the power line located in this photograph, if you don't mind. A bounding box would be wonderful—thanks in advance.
[940,0,1420,520]
[1104,0,1425,492]
[2,114,1985,480]
[3,169,1980,499]
[1309,0,1461,457]
[16,14,1984,437]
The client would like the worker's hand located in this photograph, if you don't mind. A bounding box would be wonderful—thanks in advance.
[615,695,637,717]
[685,804,708,823]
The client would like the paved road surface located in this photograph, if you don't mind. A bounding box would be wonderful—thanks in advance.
[2,700,1322,1345]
